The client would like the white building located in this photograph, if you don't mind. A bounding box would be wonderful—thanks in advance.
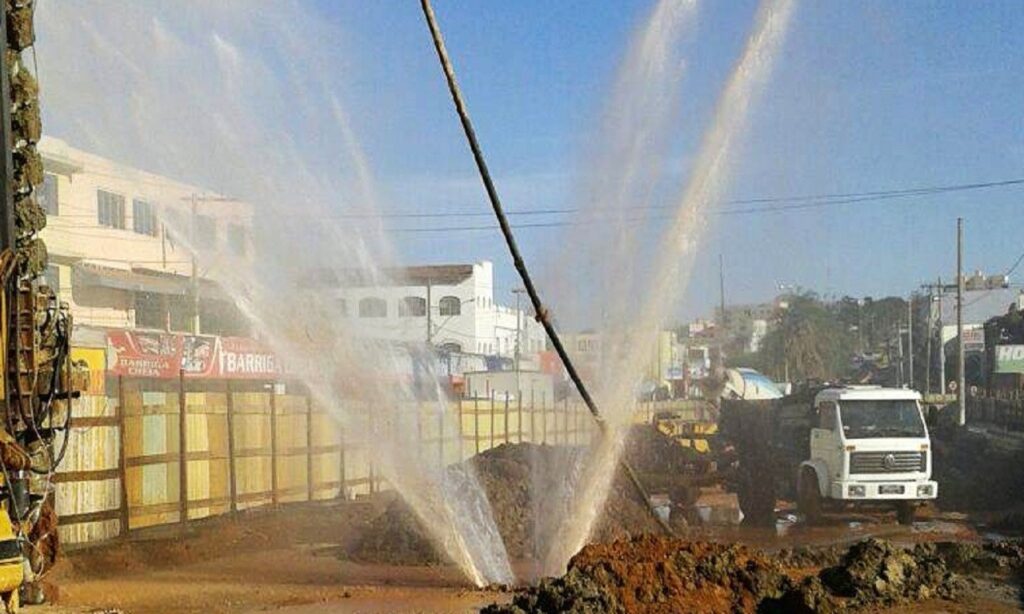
[37,136,253,336]
[328,261,547,361]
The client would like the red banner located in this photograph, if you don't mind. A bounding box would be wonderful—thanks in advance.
[108,330,280,379]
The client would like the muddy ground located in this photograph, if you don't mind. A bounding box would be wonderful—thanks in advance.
[36,424,1024,613]
[36,499,1024,614]
[41,501,506,614]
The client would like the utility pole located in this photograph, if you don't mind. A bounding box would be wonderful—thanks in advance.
[896,324,904,387]
[924,291,932,395]
[190,193,200,335]
[956,217,965,426]
[937,277,945,397]
[512,288,526,394]
[907,296,914,389]
[426,278,433,345]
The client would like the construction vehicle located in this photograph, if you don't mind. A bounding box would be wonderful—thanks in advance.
[0,2,86,610]
[719,385,938,526]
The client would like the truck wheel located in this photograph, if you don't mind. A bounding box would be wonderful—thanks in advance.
[896,501,917,525]
[797,468,822,525]
[737,465,776,526]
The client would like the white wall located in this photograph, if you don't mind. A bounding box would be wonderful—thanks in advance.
[336,261,545,359]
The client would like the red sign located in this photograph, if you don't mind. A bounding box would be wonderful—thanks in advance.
[108,330,280,379]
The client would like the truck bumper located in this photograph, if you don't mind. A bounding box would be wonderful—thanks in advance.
[830,479,937,501]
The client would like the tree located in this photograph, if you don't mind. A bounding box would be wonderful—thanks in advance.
[756,292,852,382]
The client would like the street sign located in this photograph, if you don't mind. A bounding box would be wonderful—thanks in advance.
[994,345,1024,374]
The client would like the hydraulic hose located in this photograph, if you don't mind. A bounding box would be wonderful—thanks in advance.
[419,0,674,536]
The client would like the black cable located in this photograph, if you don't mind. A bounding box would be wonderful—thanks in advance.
[303,176,1024,221]
[419,0,673,536]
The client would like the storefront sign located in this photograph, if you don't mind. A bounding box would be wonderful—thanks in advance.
[108,330,280,379]
[995,344,1024,374]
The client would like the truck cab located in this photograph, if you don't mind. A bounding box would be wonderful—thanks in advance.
[798,386,937,524]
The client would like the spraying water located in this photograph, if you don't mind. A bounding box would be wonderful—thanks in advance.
[36,2,512,586]
[540,0,798,575]
[532,0,698,575]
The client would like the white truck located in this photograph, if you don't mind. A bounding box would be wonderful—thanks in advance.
[720,385,938,526]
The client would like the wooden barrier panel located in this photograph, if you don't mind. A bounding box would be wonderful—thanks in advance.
[56,381,643,546]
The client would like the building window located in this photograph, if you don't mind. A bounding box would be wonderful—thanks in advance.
[439,342,462,353]
[97,190,125,229]
[337,298,348,317]
[399,296,426,317]
[39,173,58,215]
[358,297,387,318]
[228,223,247,256]
[134,292,166,330]
[132,199,158,236]
[195,214,217,249]
[438,296,461,316]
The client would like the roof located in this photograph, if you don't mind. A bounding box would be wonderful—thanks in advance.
[73,261,225,298]
[307,264,476,288]
[816,386,922,403]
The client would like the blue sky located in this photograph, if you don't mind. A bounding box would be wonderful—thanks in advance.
[306,1,1024,319]
[42,2,1024,322]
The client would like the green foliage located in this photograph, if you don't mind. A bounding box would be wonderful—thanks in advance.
[734,292,908,383]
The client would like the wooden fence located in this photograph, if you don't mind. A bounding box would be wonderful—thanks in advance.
[54,378,617,545]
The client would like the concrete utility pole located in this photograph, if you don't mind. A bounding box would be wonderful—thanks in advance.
[937,277,946,396]
[512,288,525,394]
[896,325,904,387]
[190,193,200,335]
[425,278,433,345]
[925,292,932,395]
[957,217,966,426]
[907,297,914,389]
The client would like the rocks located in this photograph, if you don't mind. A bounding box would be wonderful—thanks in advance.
[818,538,962,606]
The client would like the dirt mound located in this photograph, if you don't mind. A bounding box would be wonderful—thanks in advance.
[622,424,707,475]
[483,537,1024,613]
[482,535,799,614]
[818,538,962,607]
[348,440,673,565]
[932,426,1024,512]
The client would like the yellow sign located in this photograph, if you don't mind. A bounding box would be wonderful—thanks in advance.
[71,347,106,395]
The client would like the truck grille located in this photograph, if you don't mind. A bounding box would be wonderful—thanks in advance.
[849,451,925,474]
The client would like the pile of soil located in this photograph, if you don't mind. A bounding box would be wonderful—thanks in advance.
[483,536,1024,613]
[348,434,687,565]
[932,425,1024,512]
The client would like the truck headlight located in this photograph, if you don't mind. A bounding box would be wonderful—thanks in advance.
[848,485,866,497]
[917,484,934,497]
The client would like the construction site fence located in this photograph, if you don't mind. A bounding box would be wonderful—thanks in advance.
[55,378,689,546]
[967,394,1024,432]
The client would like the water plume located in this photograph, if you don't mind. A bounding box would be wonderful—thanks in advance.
[540,0,797,575]
[36,2,512,586]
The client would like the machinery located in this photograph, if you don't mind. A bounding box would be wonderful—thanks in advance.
[720,385,938,526]
[0,2,86,609]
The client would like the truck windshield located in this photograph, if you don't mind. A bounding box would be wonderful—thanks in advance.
[839,400,925,439]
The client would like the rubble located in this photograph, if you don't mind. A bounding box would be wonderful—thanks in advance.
[482,537,1024,613]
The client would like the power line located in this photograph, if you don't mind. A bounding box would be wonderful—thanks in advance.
[313,176,1024,220]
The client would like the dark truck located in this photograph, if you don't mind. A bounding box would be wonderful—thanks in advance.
[719,385,937,526]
